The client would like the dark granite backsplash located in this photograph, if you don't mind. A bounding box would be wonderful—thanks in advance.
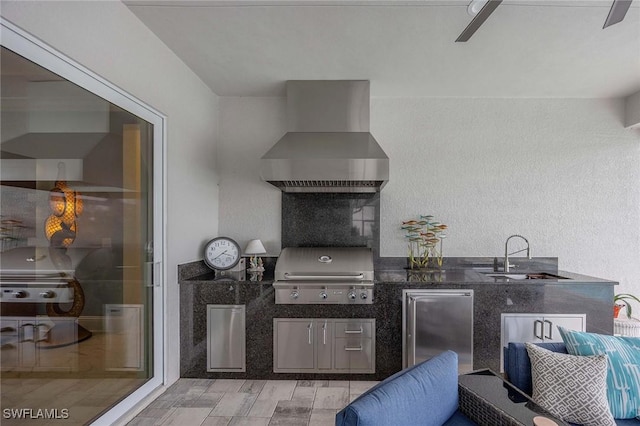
[281,193,380,256]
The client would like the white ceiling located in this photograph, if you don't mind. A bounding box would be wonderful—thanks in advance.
[126,1,639,98]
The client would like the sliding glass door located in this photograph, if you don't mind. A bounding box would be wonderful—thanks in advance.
[1,21,164,425]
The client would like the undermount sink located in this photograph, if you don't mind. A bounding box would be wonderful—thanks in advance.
[484,273,528,279]
[482,272,570,280]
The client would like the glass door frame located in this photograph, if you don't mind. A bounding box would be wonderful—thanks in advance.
[1,18,167,424]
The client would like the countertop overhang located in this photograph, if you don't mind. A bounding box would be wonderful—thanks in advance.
[179,256,617,286]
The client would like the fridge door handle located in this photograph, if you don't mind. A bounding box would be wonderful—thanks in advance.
[544,319,553,340]
[412,292,472,300]
[534,319,544,339]
[408,296,417,366]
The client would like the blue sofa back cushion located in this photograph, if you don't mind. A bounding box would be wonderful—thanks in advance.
[504,342,568,396]
[336,350,461,426]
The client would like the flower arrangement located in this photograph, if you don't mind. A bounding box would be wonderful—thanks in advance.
[401,215,448,270]
[614,293,640,319]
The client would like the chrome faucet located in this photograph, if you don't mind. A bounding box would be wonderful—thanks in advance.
[504,235,531,272]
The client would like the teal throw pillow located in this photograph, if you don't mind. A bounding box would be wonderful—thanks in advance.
[558,326,640,419]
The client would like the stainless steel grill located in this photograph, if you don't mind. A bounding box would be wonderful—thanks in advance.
[273,247,374,304]
[0,247,83,304]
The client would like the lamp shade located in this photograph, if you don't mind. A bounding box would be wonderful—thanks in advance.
[467,0,488,15]
[244,239,266,255]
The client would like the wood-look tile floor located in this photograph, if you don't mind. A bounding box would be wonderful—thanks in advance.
[128,379,380,426]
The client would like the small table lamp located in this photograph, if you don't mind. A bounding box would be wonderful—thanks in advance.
[245,239,266,272]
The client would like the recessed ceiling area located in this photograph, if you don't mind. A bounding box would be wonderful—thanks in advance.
[124,0,640,98]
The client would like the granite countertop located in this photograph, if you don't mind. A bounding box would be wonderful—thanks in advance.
[180,259,616,286]
[374,268,617,285]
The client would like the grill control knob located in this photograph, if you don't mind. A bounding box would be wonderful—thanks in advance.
[360,292,368,300]
[290,290,299,300]
[319,291,328,300]
[13,291,27,299]
[348,291,357,300]
[39,291,56,299]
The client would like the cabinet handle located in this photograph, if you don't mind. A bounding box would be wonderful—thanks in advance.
[308,323,313,345]
[533,320,543,339]
[544,320,553,340]
[21,323,35,342]
[345,346,363,351]
[344,327,363,334]
[322,321,327,345]
[35,324,50,343]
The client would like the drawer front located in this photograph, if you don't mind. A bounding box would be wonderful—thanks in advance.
[334,320,373,339]
[0,320,18,336]
[334,337,374,372]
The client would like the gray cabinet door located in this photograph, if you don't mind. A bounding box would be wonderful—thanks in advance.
[501,314,543,346]
[274,319,315,372]
[501,313,586,347]
[207,305,246,372]
[0,319,18,371]
[500,313,586,372]
[274,318,375,373]
[0,317,77,372]
[105,304,144,371]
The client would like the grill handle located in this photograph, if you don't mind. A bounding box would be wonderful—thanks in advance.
[283,273,364,280]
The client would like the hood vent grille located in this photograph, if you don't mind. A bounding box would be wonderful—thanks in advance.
[268,179,384,193]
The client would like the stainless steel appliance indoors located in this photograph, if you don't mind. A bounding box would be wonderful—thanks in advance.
[272,247,374,304]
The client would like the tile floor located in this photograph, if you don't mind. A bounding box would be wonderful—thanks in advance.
[1,332,146,426]
[128,379,380,426]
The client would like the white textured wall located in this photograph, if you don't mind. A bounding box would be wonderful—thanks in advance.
[219,97,640,295]
[217,97,285,254]
[1,1,220,385]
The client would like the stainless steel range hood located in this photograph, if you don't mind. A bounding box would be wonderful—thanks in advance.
[261,81,389,193]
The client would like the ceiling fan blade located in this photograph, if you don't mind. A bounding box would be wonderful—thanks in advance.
[455,0,503,42]
[603,0,633,28]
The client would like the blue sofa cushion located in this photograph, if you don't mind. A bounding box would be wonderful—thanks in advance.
[336,350,470,426]
[504,342,567,396]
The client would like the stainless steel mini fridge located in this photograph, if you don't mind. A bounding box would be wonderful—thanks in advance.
[403,289,474,373]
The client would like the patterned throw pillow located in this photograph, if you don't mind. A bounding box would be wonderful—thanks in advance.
[558,326,640,419]
[525,342,615,426]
